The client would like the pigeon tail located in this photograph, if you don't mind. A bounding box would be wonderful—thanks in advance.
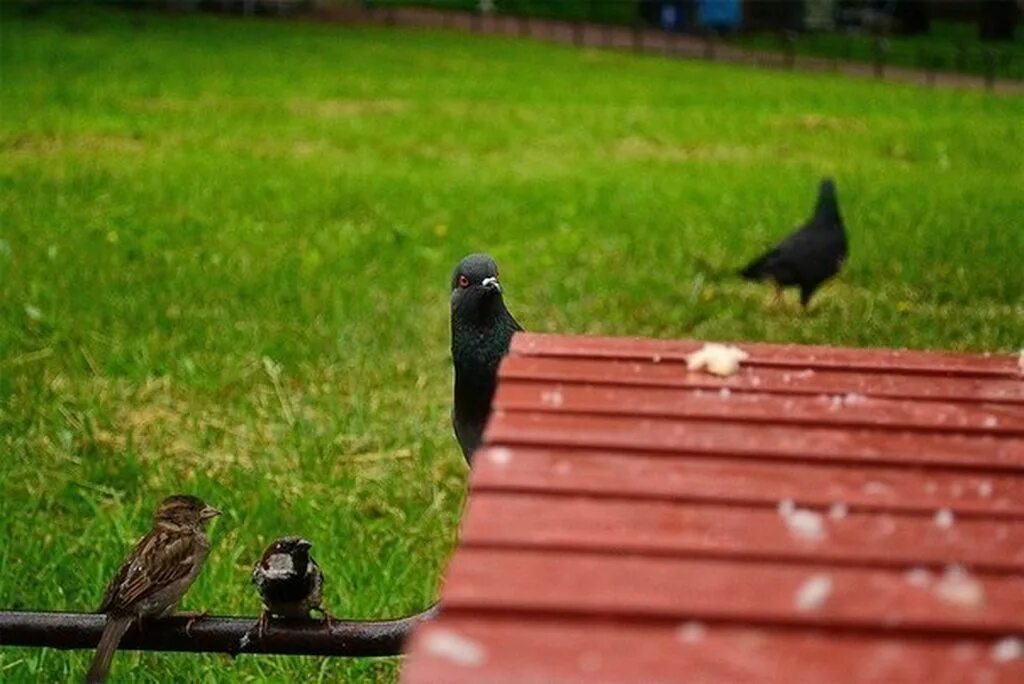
[813,178,840,225]
[739,250,776,281]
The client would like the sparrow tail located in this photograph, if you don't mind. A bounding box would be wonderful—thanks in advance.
[85,615,133,683]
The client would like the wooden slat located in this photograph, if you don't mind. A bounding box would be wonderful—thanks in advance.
[471,447,1024,518]
[442,549,1024,634]
[512,333,1021,378]
[404,617,1023,684]
[460,492,1024,572]
[496,380,1024,435]
[486,411,1024,471]
[500,356,1024,405]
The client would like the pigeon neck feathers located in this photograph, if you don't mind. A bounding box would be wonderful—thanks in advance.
[451,300,519,385]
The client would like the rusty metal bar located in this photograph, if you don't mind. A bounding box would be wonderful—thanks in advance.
[0,605,439,657]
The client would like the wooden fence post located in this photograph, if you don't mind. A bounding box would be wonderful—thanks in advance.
[783,31,796,70]
[983,48,997,91]
[873,37,887,79]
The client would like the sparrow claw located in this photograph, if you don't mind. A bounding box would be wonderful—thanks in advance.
[313,607,336,631]
[238,611,268,653]
[180,610,209,638]
[256,609,270,641]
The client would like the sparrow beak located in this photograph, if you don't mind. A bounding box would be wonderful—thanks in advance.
[200,505,222,521]
[481,276,501,294]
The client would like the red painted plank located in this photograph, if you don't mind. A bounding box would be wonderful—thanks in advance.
[459,493,1024,572]
[499,356,1024,405]
[406,334,1024,682]
[496,380,1024,435]
[471,447,1024,518]
[485,411,1024,471]
[512,333,1021,378]
[442,549,1024,634]
[403,617,1024,684]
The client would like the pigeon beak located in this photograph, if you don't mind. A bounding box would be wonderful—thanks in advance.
[200,505,222,521]
[481,276,501,294]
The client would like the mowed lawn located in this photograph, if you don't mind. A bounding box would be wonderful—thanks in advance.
[1,6,1022,682]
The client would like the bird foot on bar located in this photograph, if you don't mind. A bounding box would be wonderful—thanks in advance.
[177,611,209,638]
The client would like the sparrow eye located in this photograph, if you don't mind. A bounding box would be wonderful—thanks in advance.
[457,274,470,288]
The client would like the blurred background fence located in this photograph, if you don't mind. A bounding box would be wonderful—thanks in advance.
[364,1,1023,80]
[42,1,1024,82]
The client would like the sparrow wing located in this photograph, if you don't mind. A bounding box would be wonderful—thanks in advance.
[99,528,204,613]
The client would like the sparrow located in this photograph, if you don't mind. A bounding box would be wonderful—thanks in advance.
[740,178,848,308]
[248,537,331,642]
[85,494,221,683]
[450,254,522,464]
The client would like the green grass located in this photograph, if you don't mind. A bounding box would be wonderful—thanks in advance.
[1,5,1022,682]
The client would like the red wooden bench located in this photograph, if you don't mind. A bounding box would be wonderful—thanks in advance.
[403,333,1024,683]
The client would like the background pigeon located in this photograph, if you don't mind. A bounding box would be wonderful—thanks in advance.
[740,178,848,308]
[450,254,522,464]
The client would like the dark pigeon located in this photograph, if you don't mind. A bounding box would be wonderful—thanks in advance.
[740,178,848,308]
[450,254,522,464]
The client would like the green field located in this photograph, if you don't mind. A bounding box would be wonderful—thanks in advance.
[1,5,1022,682]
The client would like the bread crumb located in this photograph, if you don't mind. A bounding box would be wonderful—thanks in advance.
[903,567,932,588]
[863,481,892,496]
[686,343,749,377]
[488,448,512,466]
[794,574,833,612]
[540,389,564,407]
[778,502,826,541]
[934,508,955,529]
[423,629,486,667]
[935,565,985,609]
[991,636,1023,663]
[828,502,848,520]
[676,621,707,644]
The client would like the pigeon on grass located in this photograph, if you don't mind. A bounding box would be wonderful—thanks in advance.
[450,254,522,465]
[740,178,848,308]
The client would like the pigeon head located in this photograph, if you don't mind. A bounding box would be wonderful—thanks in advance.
[451,254,505,322]
[819,177,836,197]
[814,177,840,225]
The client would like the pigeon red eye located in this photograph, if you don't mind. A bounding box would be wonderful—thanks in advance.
[458,275,470,288]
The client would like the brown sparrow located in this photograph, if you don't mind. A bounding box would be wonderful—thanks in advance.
[247,536,331,643]
[85,494,221,683]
